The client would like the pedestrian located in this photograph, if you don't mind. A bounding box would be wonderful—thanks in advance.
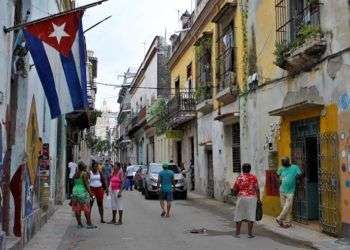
[89,161,107,223]
[103,159,112,189]
[71,162,97,229]
[276,157,302,228]
[126,164,134,191]
[189,159,195,191]
[134,167,143,191]
[157,162,175,218]
[68,160,78,198]
[232,163,260,238]
[108,162,125,225]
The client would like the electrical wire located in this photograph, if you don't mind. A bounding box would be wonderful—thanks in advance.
[94,81,232,90]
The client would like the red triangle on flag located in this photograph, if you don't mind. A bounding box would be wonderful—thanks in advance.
[25,11,83,57]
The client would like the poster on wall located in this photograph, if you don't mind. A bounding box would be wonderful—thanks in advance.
[39,143,50,182]
[39,143,50,210]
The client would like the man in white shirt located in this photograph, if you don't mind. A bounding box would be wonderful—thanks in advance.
[126,164,134,191]
[68,161,78,197]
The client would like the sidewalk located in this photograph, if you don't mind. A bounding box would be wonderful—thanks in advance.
[23,201,73,250]
[188,192,349,250]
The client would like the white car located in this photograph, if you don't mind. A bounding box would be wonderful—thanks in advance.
[143,163,187,199]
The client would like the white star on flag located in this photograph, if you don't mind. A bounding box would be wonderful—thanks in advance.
[49,22,70,44]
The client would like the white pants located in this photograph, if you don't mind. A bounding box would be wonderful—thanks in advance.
[111,190,123,211]
[277,193,294,224]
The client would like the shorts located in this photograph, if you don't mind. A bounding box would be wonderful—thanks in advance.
[111,190,123,211]
[160,191,173,202]
[91,186,104,204]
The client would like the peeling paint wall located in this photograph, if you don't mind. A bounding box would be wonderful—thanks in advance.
[245,0,350,233]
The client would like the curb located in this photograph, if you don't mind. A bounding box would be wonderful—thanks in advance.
[187,192,343,250]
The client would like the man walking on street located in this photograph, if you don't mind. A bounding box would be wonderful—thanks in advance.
[68,160,78,198]
[276,157,302,228]
[157,162,175,218]
[126,164,134,191]
[103,159,112,188]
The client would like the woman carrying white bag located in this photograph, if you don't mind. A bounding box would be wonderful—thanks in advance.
[107,162,125,225]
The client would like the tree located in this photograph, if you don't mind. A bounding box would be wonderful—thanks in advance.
[93,138,111,156]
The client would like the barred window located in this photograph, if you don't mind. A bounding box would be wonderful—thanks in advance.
[275,0,321,44]
[232,123,241,173]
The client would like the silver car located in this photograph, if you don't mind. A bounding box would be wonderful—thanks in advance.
[143,163,187,199]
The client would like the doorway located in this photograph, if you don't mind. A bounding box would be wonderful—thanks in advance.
[291,118,320,223]
[207,150,214,198]
[176,141,182,166]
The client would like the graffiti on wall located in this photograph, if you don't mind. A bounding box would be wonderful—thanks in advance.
[339,93,350,112]
[264,122,280,151]
[26,98,41,184]
[24,168,33,217]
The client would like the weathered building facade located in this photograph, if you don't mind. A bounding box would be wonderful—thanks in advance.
[168,0,246,200]
[0,0,98,248]
[243,0,350,238]
[127,36,171,165]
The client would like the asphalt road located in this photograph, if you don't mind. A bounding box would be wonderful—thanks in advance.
[50,191,313,250]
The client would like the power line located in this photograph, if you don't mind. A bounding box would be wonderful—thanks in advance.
[94,81,190,90]
[94,81,232,90]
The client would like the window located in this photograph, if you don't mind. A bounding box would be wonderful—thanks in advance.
[232,123,241,173]
[196,34,212,85]
[275,0,321,44]
[217,14,235,91]
[187,63,193,91]
[175,77,180,95]
[195,33,213,102]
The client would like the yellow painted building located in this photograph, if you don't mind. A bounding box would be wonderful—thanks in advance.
[243,0,350,238]
[167,0,249,199]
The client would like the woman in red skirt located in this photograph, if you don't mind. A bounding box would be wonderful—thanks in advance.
[89,161,107,223]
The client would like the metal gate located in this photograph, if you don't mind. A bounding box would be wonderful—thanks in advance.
[317,133,341,236]
[291,118,320,224]
[207,150,214,198]
[291,138,308,223]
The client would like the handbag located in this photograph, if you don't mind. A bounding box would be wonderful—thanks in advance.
[256,200,263,221]
[105,194,111,209]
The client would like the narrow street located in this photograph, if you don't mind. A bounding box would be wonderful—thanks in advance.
[25,191,312,250]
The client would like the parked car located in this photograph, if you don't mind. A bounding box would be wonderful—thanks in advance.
[143,163,187,199]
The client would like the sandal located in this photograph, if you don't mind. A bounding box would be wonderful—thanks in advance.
[248,234,255,238]
[161,211,166,217]
[86,224,97,229]
[275,218,284,227]
[115,221,123,225]
[77,224,84,229]
[107,220,116,224]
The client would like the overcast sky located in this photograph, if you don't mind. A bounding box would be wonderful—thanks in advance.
[77,0,193,112]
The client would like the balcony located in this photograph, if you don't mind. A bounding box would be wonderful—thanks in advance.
[167,92,196,127]
[275,1,326,73]
[127,106,147,135]
[196,83,213,114]
[66,108,99,130]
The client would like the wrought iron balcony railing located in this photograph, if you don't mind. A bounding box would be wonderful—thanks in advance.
[216,47,236,92]
[276,0,321,44]
[168,92,196,115]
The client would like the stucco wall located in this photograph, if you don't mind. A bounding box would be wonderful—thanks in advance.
[0,0,14,157]
[244,0,350,225]
[131,55,158,112]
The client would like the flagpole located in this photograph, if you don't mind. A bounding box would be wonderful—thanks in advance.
[83,15,112,34]
[3,0,109,33]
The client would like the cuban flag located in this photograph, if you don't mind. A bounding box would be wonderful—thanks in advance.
[23,11,88,119]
